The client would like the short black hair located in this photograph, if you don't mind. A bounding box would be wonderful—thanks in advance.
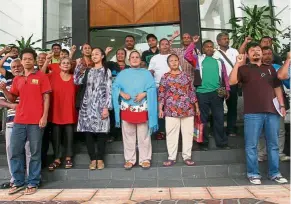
[125,35,135,41]
[116,48,127,57]
[61,49,69,55]
[261,46,273,52]
[260,36,272,42]
[20,48,37,60]
[51,43,61,49]
[202,40,214,47]
[216,32,229,42]
[246,42,261,53]
[146,34,158,41]
[159,38,169,46]
[10,45,19,52]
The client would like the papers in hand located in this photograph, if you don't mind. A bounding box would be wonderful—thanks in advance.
[273,97,283,117]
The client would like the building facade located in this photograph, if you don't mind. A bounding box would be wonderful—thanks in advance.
[41,0,289,57]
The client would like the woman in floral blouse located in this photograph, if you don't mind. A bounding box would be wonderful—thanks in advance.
[158,54,200,166]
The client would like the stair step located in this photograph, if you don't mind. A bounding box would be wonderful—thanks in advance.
[0,149,246,166]
[0,162,289,182]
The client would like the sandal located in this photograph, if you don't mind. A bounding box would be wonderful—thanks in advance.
[184,159,195,166]
[24,186,38,195]
[89,161,97,170]
[8,185,25,195]
[124,161,134,170]
[97,160,104,170]
[48,161,61,171]
[140,161,151,169]
[163,160,176,167]
[65,159,73,169]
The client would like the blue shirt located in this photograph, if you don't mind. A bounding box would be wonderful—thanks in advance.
[273,64,290,89]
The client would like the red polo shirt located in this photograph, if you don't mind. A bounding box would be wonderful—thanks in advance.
[48,63,61,73]
[10,71,52,124]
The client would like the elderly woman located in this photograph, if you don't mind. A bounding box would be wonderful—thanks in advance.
[112,51,158,170]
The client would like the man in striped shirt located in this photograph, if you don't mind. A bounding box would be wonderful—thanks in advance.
[0,46,19,79]
[0,59,28,189]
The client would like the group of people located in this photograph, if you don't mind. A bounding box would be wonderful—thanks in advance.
[0,30,289,194]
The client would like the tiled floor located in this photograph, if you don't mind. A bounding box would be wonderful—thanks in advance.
[0,185,289,203]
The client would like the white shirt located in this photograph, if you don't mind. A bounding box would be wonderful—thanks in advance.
[148,54,171,87]
[213,47,239,76]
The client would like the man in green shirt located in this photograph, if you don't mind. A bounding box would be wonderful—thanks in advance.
[195,40,230,150]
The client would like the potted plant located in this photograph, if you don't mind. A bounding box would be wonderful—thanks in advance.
[0,34,49,52]
[229,4,282,50]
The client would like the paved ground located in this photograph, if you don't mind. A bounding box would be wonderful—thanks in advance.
[0,185,290,204]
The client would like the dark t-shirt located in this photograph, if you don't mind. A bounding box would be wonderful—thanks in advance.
[106,61,130,79]
[141,49,159,67]
[238,63,281,114]
[5,71,14,80]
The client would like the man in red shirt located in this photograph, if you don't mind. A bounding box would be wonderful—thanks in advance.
[1,48,51,195]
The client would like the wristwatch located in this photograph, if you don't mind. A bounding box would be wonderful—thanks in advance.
[280,105,285,108]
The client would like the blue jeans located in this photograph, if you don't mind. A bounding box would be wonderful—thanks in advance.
[10,124,44,187]
[244,113,281,179]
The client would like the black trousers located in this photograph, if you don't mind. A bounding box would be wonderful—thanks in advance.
[196,91,228,147]
[109,110,122,139]
[41,122,53,168]
[52,124,74,159]
[85,132,107,161]
[226,85,238,134]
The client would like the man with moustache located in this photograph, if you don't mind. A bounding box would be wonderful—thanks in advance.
[257,47,290,162]
[141,34,159,68]
[0,59,30,189]
[170,31,199,83]
[229,43,288,185]
[213,32,239,137]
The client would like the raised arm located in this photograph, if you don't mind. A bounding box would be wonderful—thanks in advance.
[69,45,77,59]
[41,53,52,73]
[0,81,17,103]
[0,52,13,75]
[0,46,11,57]
[277,52,290,80]
[74,59,86,85]
[239,36,252,54]
[229,54,246,85]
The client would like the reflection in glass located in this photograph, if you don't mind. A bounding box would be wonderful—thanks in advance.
[200,0,232,29]
[90,24,181,59]
[46,0,72,47]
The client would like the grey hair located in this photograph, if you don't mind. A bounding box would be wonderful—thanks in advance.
[216,32,229,42]
[11,58,21,64]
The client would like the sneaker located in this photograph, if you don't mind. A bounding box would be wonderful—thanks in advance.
[249,177,261,185]
[280,155,290,162]
[272,176,288,184]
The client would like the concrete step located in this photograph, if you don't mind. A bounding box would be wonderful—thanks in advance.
[0,161,289,182]
[0,134,246,155]
[0,148,246,167]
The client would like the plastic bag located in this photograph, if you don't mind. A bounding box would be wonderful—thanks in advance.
[193,114,203,143]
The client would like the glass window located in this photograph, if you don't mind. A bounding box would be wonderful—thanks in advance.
[200,0,232,29]
[90,24,181,60]
[45,0,72,47]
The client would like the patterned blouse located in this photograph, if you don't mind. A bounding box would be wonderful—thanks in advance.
[158,71,197,118]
